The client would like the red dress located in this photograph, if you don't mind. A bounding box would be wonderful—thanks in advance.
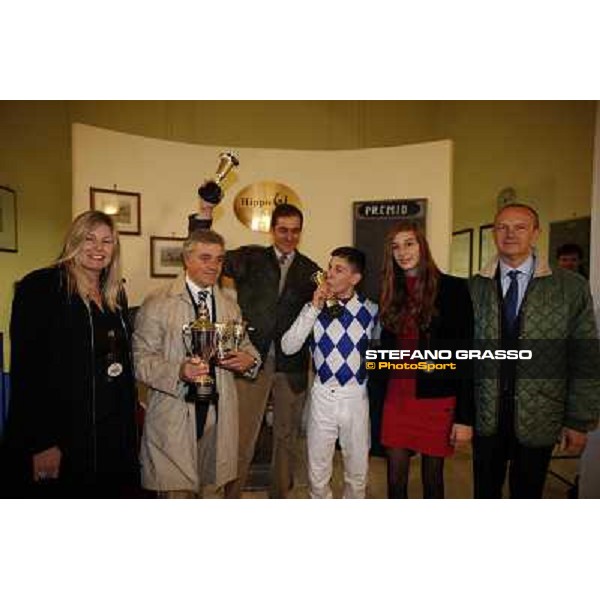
[380,276,456,457]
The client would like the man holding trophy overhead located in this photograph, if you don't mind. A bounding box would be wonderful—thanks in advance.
[189,152,320,498]
[133,227,260,498]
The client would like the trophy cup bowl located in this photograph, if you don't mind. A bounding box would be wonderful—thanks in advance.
[198,151,240,205]
[311,270,343,318]
[182,321,218,400]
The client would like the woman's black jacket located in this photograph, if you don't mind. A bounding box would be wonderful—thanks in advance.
[378,274,474,426]
[4,266,137,486]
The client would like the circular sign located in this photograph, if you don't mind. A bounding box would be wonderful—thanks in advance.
[233,181,302,232]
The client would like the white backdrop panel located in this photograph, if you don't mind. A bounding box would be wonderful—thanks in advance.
[73,123,452,306]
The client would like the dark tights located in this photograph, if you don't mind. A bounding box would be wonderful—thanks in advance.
[386,447,445,499]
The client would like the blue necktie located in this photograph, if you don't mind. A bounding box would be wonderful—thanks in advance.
[503,270,520,330]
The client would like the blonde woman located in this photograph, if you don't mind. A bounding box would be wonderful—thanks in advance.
[5,211,139,497]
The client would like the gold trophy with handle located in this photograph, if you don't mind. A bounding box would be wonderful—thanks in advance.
[311,270,343,318]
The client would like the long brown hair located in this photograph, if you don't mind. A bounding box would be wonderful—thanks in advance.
[379,222,440,334]
[55,210,124,311]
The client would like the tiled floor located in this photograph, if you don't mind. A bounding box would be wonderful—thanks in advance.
[237,436,579,499]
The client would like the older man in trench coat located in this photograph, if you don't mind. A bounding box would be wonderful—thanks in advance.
[133,229,261,497]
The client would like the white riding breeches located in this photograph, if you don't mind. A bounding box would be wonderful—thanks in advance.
[307,382,370,499]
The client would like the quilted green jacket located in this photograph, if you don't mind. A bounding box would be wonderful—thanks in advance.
[469,254,600,447]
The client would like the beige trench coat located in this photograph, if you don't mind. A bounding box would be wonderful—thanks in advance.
[133,275,260,491]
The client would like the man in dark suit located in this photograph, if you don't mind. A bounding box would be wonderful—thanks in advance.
[189,202,319,498]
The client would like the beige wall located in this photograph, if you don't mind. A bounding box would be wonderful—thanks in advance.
[0,102,71,364]
[66,100,441,150]
[1,100,597,363]
[441,101,596,267]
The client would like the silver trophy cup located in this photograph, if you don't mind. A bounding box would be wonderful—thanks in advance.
[231,320,248,352]
[214,322,233,361]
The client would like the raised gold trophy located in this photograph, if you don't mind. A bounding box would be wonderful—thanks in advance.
[182,301,217,400]
[311,270,343,318]
[198,151,240,205]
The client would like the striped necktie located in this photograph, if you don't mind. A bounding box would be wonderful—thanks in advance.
[197,289,208,306]
[197,289,212,321]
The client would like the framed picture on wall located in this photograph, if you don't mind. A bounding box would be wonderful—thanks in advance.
[0,186,18,252]
[450,228,473,278]
[90,187,141,235]
[479,224,495,269]
[150,236,186,278]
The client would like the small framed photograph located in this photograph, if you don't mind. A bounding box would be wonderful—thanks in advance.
[479,224,495,270]
[90,187,141,235]
[450,228,473,278]
[0,186,18,253]
[150,236,186,278]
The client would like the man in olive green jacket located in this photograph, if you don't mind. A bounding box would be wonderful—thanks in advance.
[469,203,600,498]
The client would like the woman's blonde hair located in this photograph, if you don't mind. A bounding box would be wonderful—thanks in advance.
[55,210,123,311]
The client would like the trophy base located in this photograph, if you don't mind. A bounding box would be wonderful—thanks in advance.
[325,302,344,318]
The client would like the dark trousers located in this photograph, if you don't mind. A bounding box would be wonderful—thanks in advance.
[473,310,557,498]
[224,357,306,499]
[473,433,553,498]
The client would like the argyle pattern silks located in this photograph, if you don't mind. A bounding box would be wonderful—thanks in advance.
[309,294,378,385]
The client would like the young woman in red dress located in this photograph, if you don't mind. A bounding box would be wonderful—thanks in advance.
[379,222,474,498]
